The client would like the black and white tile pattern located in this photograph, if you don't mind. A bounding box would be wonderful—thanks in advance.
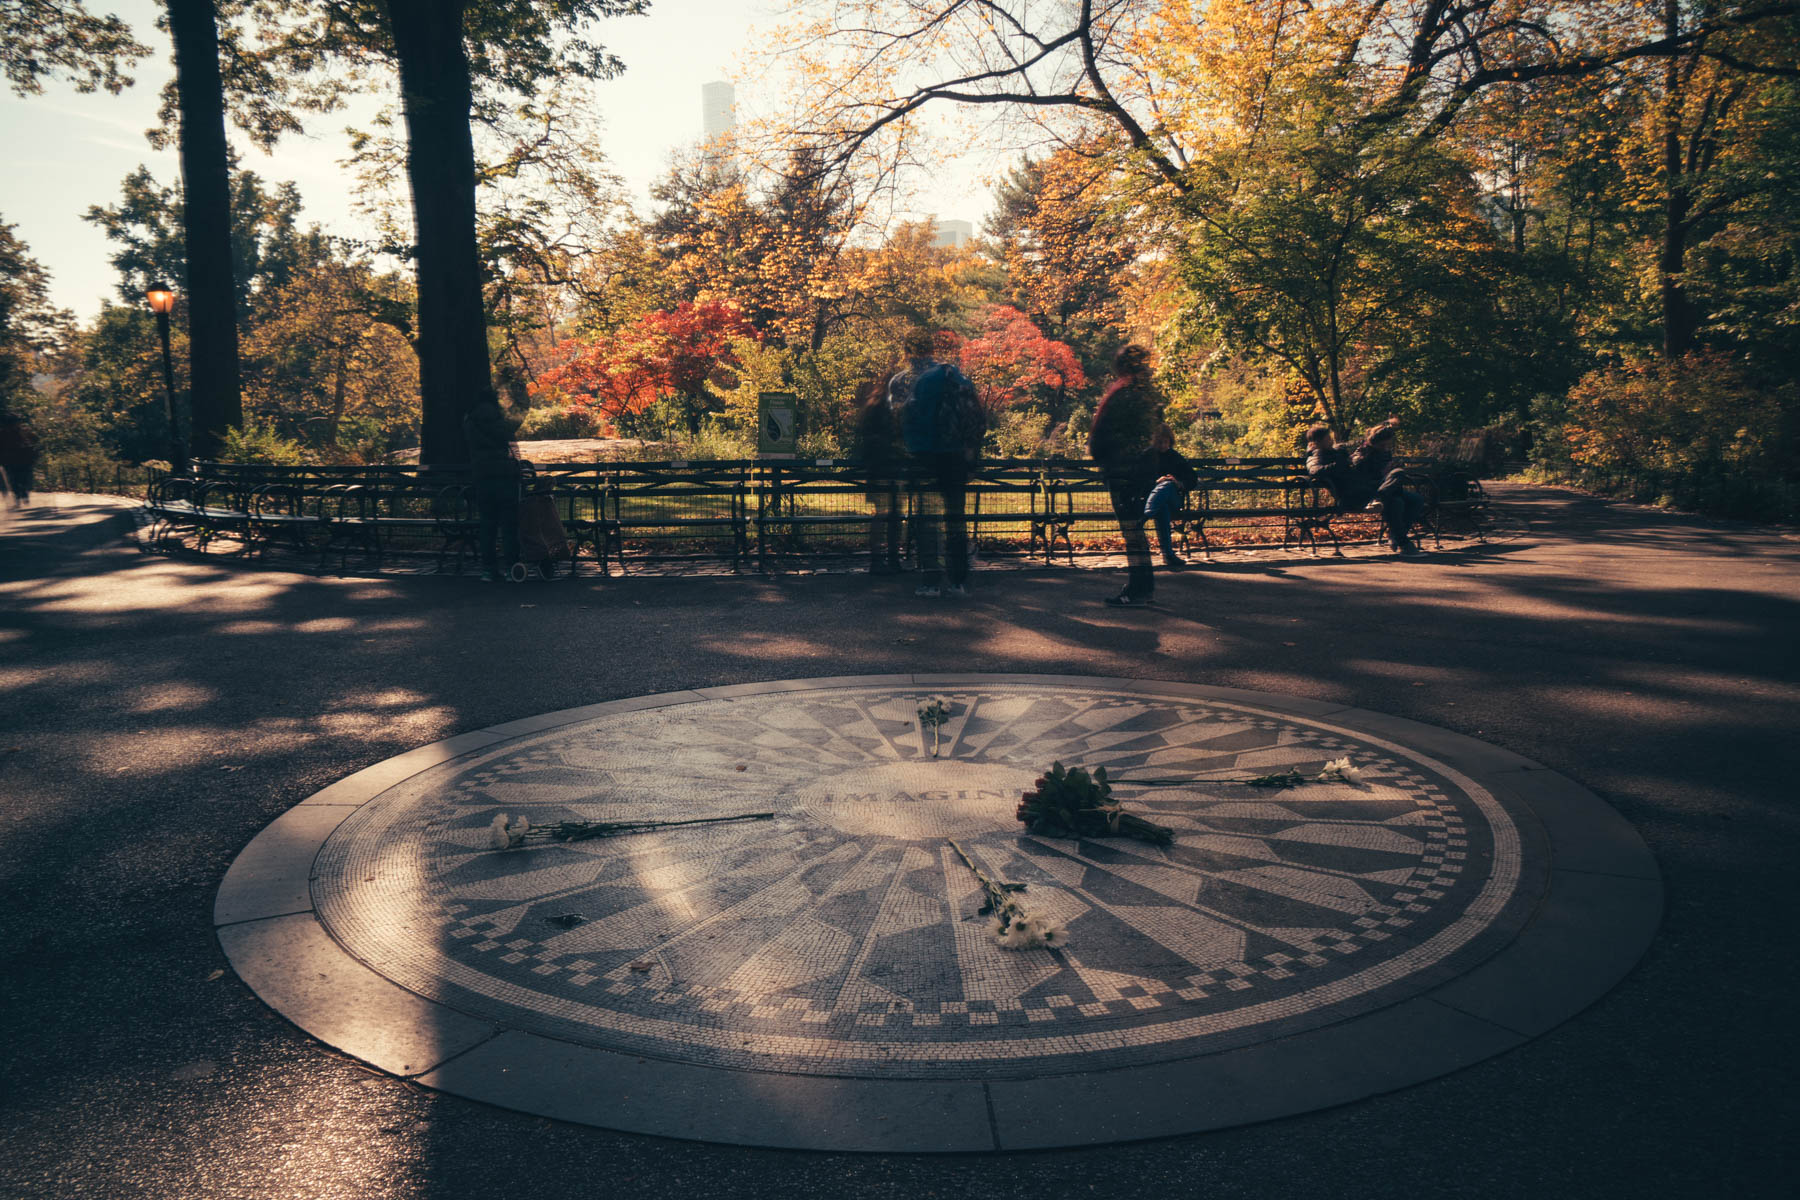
[311,684,1530,1079]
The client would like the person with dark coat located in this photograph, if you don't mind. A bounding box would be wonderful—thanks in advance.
[1088,344,1166,605]
[1304,425,1374,510]
[1143,426,1200,568]
[463,390,523,582]
[889,330,982,597]
[1351,420,1425,553]
[1305,421,1423,554]
[853,373,902,574]
[0,411,38,507]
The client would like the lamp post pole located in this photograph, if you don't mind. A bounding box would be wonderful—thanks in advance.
[146,284,187,474]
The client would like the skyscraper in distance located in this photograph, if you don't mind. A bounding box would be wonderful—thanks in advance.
[932,219,974,249]
[702,81,735,139]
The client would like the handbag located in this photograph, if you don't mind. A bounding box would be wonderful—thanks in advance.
[517,488,570,562]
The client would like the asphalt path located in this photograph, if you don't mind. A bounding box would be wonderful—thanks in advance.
[1,485,1795,1199]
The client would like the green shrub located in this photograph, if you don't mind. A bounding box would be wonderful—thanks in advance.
[680,421,755,461]
[217,419,308,465]
[989,407,1053,458]
[1533,354,1799,520]
[519,405,601,440]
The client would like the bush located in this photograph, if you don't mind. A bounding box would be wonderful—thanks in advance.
[680,421,756,461]
[1533,354,1799,519]
[989,407,1053,458]
[217,419,308,465]
[33,451,154,496]
[519,405,602,440]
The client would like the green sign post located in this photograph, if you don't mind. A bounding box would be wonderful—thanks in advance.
[757,391,798,457]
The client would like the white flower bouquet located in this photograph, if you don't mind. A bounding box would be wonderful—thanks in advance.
[950,840,1069,951]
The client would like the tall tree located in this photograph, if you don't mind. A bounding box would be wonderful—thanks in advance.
[378,0,487,463]
[987,144,1139,368]
[164,0,242,459]
[0,220,71,408]
[272,1,645,462]
[1,1,145,96]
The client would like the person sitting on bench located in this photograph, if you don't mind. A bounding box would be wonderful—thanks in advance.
[1351,420,1425,554]
[1143,426,1200,569]
[1305,421,1423,554]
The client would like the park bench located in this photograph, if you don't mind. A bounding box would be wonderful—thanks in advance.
[753,460,885,569]
[751,459,1072,569]
[142,454,1499,574]
[600,460,751,571]
[1025,457,1337,562]
[526,463,620,576]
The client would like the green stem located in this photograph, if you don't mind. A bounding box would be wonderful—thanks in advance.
[524,811,775,844]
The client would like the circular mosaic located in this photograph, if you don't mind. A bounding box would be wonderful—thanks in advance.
[309,682,1541,1080]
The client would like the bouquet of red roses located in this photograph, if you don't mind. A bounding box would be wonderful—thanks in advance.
[1015,762,1173,846]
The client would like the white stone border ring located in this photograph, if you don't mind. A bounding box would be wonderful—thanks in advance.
[215,675,1660,1152]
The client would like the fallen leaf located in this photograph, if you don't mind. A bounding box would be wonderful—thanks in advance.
[628,960,653,973]
[206,969,224,981]
[735,764,747,772]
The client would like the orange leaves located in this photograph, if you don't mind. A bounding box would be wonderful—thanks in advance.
[531,300,756,422]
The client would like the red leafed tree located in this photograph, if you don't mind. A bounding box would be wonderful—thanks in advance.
[534,300,753,432]
[957,306,1085,411]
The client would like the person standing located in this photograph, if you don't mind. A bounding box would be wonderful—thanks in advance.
[889,331,983,597]
[1088,344,1166,606]
[0,411,39,508]
[463,389,523,582]
[853,372,901,574]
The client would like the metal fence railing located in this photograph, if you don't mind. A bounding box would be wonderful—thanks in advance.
[132,455,1500,574]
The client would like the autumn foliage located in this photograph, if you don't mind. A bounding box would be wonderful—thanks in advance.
[533,300,754,428]
[958,306,1086,411]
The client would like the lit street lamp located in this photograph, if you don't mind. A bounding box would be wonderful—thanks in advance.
[145,283,188,474]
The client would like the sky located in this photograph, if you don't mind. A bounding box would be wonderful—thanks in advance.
[0,0,997,321]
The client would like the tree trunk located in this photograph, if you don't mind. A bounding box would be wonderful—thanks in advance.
[165,0,241,460]
[383,0,489,464]
[1659,0,1699,359]
[328,336,349,446]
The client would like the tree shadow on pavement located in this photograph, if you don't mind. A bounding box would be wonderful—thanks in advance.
[1,485,1796,1198]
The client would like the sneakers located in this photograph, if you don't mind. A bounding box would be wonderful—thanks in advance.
[915,584,941,598]
[943,583,969,598]
[1104,593,1155,607]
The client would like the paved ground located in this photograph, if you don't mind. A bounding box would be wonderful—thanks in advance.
[1,485,1795,1199]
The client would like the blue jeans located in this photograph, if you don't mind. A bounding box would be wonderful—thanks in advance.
[1143,479,1184,558]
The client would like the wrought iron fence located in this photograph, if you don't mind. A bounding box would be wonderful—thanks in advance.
[133,455,1494,574]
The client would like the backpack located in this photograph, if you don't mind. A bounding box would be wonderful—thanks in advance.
[938,368,987,460]
[898,365,946,454]
[899,362,986,457]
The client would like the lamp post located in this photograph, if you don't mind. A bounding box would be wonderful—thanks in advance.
[145,283,187,474]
